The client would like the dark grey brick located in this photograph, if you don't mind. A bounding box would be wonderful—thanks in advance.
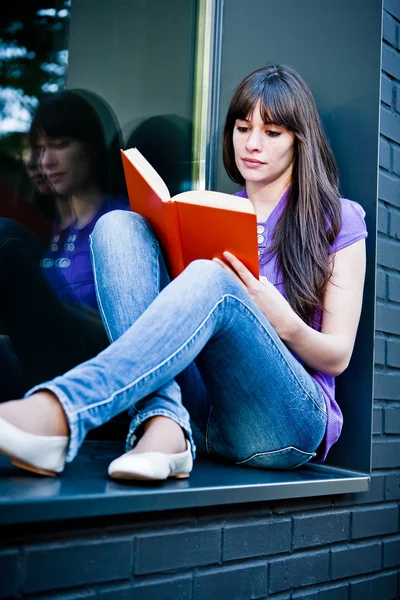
[375,305,400,336]
[383,44,400,80]
[387,338,400,367]
[381,108,400,145]
[272,497,334,514]
[197,503,272,524]
[292,511,350,550]
[351,504,398,538]
[376,269,387,300]
[98,575,192,600]
[291,582,349,600]
[0,549,19,599]
[384,406,400,433]
[330,541,381,579]
[381,74,393,107]
[379,172,400,207]
[394,146,400,177]
[380,138,391,169]
[383,11,398,47]
[350,571,398,600]
[378,237,400,269]
[23,537,133,594]
[223,518,291,561]
[390,207,400,238]
[374,371,400,399]
[373,406,383,433]
[378,204,389,235]
[372,440,400,468]
[385,472,400,500]
[333,473,385,506]
[374,336,386,367]
[135,528,220,575]
[269,551,329,594]
[388,273,400,301]
[383,537,400,567]
[385,0,400,20]
[193,563,267,600]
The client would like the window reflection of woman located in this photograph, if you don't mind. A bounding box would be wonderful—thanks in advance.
[31,92,109,229]
[0,90,128,397]
[28,91,129,311]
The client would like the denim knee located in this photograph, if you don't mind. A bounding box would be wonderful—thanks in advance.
[183,259,235,291]
[90,211,159,254]
[92,210,147,239]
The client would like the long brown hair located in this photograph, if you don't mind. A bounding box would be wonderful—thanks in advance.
[223,64,341,324]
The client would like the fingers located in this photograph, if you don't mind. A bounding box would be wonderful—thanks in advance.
[212,257,231,273]
[212,257,246,288]
[222,251,255,286]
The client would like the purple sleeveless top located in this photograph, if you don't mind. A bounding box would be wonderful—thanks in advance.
[235,188,368,461]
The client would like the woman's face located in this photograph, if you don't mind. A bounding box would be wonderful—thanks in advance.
[23,145,52,195]
[36,135,94,197]
[232,100,295,188]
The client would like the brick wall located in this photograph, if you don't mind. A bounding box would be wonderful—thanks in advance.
[0,2,399,599]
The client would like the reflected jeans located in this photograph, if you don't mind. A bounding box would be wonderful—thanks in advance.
[28,210,327,469]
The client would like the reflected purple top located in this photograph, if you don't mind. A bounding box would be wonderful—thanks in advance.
[235,188,368,461]
[41,198,129,310]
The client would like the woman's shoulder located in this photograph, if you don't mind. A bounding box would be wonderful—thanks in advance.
[330,197,368,254]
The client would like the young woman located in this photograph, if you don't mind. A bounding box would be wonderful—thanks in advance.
[0,65,367,480]
[0,90,128,395]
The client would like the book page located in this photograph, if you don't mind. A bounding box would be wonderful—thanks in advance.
[124,147,171,201]
[174,190,254,213]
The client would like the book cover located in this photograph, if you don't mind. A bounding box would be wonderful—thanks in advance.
[121,148,259,279]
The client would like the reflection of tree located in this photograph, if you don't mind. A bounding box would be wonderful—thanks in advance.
[0,0,70,155]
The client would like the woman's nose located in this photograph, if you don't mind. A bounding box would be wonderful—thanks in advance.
[40,148,56,170]
[245,130,263,152]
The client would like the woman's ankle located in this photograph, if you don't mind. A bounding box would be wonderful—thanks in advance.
[133,416,187,455]
[0,392,69,437]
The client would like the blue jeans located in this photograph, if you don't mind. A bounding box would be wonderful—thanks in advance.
[28,211,327,469]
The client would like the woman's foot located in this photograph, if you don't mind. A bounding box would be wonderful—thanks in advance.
[108,416,192,481]
[0,392,69,476]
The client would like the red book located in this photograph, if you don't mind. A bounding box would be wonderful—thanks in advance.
[121,147,259,279]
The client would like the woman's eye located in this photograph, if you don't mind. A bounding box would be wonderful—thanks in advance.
[267,130,281,137]
[236,126,249,133]
[52,139,69,148]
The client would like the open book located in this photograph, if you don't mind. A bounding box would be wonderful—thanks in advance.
[120,147,259,279]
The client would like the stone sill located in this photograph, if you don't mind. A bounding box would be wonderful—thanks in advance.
[0,441,369,525]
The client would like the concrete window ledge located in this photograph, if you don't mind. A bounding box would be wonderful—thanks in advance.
[0,441,369,525]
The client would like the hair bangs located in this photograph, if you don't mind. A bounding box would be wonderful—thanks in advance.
[257,77,298,132]
[231,75,299,133]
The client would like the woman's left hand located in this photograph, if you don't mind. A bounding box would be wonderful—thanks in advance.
[213,251,299,340]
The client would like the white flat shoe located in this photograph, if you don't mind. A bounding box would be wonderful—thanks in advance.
[108,441,193,481]
[0,417,68,476]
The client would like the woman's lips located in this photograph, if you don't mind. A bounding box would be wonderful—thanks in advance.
[242,158,265,168]
[47,173,65,183]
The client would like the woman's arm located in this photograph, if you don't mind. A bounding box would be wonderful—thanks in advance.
[281,239,366,375]
[215,239,366,377]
